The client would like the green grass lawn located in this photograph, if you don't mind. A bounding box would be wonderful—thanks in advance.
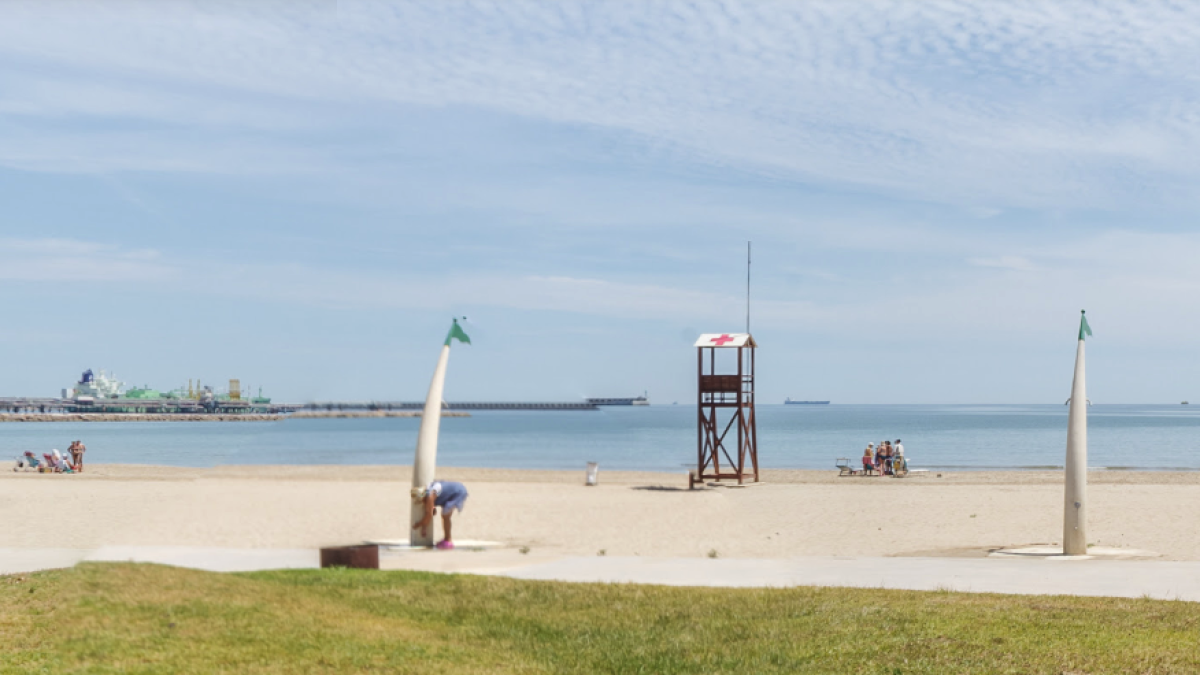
[3,563,1199,674]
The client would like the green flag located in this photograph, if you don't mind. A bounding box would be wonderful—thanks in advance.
[444,318,471,346]
[1078,311,1092,341]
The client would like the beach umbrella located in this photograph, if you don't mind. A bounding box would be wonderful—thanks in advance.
[1063,310,1092,556]
[410,317,471,547]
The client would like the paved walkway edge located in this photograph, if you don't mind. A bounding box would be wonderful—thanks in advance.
[5,548,1200,602]
[500,555,1200,601]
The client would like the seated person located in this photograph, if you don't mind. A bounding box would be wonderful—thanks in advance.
[50,449,74,473]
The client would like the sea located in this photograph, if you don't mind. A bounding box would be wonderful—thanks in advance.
[3,404,1199,473]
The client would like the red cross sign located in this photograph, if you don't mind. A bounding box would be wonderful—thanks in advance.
[710,334,735,346]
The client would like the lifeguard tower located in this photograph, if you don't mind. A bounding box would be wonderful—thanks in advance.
[692,333,758,488]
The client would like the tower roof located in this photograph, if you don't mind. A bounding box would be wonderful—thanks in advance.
[694,333,756,348]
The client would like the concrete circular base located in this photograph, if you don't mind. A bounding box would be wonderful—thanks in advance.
[989,545,1159,560]
[366,539,504,552]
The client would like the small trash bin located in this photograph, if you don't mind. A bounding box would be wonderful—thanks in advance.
[585,462,599,486]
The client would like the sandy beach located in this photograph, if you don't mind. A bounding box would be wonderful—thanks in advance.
[3,465,1198,561]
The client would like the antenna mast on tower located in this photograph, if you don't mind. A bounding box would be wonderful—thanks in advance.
[746,241,751,333]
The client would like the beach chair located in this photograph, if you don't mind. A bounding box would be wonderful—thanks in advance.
[836,458,854,476]
[838,457,880,477]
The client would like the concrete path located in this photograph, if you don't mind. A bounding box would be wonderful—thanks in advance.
[501,555,1200,601]
[84,546,318,573]
[5,546,1200,601]
[0,547,317,575]
[0,548,90,575]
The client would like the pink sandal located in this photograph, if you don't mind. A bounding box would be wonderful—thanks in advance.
[435,540,454,550]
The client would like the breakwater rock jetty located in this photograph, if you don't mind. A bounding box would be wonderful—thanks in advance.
[0,411,469,423]
[281,402,597,412]
[2,396,596,416]
[288,411,470,419]
[0,413,284,423]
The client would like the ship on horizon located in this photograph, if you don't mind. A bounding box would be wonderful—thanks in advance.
[784,398,830,405]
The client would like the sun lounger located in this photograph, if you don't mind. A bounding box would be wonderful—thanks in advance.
[13,457,39,472]
[837,458,876,476]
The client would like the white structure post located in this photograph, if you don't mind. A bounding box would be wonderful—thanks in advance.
[1063,311,1091,555]
[409,318,470,547]
[410,344,450,547]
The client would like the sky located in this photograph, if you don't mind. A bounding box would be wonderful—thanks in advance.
[3,0,1200,404]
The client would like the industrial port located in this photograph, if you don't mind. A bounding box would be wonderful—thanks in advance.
[0,369,647,417]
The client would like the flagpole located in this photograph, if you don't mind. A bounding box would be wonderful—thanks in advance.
[1063,310,1090,556]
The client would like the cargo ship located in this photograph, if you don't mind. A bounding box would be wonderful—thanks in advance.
[784,398,830,405]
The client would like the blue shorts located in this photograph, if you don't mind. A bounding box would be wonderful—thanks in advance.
[435,481,469,514]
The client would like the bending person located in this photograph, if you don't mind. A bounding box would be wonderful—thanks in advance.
[412,480,469,549]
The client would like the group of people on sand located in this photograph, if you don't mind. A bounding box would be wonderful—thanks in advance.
[863,439,903,475]
[13,440,86,473]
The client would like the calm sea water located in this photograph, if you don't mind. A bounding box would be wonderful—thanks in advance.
[3,405,1199,472]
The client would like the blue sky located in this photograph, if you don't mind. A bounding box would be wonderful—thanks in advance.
[3,1,1200,403]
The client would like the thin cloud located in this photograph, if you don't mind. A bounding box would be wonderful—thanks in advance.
[1,2,1200,208]
[7,227,1200,355]
[968,256,1035,271]
[0,238,169,282]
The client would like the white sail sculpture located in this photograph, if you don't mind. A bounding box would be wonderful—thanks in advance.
[1063,310,1092,556]
[410,318,471,547]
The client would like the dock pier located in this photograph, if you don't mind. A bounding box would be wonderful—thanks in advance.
[278,401,599,412]
[0,398,600,416]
